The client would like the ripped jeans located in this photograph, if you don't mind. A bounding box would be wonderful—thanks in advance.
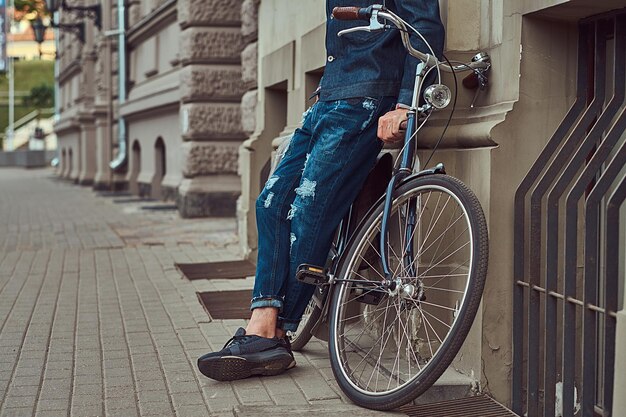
[251,96,396,332]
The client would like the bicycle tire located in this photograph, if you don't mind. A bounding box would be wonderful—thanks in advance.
[290,296,322,351]
[327,174,488,410]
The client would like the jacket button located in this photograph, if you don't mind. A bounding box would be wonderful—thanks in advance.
[327,55,335,62]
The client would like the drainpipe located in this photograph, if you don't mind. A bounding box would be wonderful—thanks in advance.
[109,0,127,171]
[50,10,60,167]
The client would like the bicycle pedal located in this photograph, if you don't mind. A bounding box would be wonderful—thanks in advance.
[296,264,328,285]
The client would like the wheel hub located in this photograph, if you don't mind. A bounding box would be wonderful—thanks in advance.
[386,277,424,301]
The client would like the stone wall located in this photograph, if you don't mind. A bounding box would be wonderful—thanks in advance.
[176,0,246,218]
[240,0,260,136]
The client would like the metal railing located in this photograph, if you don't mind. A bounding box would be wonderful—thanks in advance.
[513,8,626,417]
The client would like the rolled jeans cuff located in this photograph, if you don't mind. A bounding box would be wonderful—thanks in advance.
[250,297,283,312]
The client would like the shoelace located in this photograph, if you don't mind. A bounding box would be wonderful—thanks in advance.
[222,334,253,349]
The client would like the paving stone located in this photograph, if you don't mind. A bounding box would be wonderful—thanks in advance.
[174,404,212,417]
[73,384,103,396]
[138,401,174,415]
[105,408,139,417]
[71,394,103,407]
[170,391,205,407]
[36,398,70,411]
[0,407,35,417]
[2,395,37,408]
[70,404,103,417]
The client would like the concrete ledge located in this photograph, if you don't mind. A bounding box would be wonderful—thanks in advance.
[162,185,178,201]
[0,150,56,168]
[415,367,476,405]
[176,175,241,218]
[177,190,239,218]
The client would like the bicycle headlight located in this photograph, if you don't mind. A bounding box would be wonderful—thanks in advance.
[423,84,452,109]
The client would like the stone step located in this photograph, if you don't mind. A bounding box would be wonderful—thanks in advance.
[234,404,403,416]
[233,368,477,416]
[415,366,476,405]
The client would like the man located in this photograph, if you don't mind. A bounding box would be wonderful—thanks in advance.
[198,0,445,381]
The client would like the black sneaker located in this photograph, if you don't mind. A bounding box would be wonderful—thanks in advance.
[197,328,296,381]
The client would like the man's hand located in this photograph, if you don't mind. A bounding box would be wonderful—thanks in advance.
[377,107,408,143]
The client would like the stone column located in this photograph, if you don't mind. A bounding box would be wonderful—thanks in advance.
[76,17,98,186]
[78,114,97,185]
[93,0,115,190]
[237,0,260,255]
[177,0,246,218]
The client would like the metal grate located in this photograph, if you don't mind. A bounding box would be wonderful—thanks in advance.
[197,290,252,320]
[176,260,257,280]
[400,395,518,417]
[513,8,626,417]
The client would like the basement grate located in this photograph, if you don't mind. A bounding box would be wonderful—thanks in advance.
[96,191,132,197]
[113,197,156,203]
[175,260,257,280]
[140,204,178,211]
[400,395,519,417]
[197,290,252,320]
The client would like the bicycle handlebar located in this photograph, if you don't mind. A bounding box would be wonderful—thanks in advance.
[333,5,491,74]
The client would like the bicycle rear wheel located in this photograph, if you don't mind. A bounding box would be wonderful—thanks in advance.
[327,174,488,410]
[290,294,322,351]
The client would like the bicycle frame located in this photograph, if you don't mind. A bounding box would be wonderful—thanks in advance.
[379,61,438,282]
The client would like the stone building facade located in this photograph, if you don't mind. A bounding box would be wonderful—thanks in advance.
[54,0,256,218]
[237,0,626,411]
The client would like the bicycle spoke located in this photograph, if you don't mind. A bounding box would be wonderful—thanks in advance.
[345,297,394,379]
[420,305,453,329]
[422,285,465,294]
[402,210,466,281]
[424,203,460,266]
[420,272,467,279]
[419,299,459,313]
[417,240,470,279]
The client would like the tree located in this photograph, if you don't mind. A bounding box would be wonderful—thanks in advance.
[14,0,47,19]
[24,84,54,111]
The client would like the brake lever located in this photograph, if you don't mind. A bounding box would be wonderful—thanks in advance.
[338,26,374,36]
[469,70,489,108]
[337,6,385,37]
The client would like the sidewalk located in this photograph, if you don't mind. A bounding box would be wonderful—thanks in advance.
[0,168,400,417]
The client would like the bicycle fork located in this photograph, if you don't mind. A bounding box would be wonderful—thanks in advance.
[379,62,446,286]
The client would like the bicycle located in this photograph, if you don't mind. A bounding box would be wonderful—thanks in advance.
[285,5,490,410]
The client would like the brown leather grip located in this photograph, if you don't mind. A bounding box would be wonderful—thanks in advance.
[332,6,364,20]
[462,72,479,89]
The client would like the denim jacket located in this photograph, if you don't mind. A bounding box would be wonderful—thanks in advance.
[320,0,445,106]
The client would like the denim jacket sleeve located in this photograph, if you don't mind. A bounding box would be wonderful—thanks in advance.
[394,0,445,106]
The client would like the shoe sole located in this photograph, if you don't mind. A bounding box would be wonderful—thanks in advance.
[198,354,296,382]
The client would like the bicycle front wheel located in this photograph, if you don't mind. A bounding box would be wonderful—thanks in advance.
[327,174,488,410]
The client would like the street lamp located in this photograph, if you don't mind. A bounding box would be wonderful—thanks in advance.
[45,0,101,30]
[31,17,46,58]
[36,17,85,44]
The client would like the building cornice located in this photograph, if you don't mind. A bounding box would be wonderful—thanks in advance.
[122,68,181,119]
[127,0,177,48]
[57,59,82,86]
[54,116,81,135]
